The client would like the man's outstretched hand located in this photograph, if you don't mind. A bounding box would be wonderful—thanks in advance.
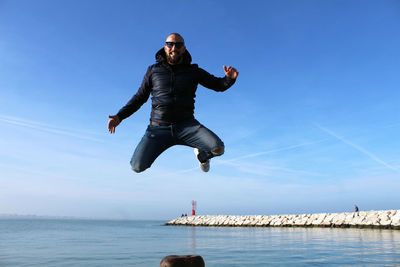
[108,115,120,134]
[223,65,239,79]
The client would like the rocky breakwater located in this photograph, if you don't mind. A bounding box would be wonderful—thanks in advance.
[166,210,400,229]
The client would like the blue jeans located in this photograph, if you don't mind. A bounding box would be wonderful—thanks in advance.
[130,118,224,173]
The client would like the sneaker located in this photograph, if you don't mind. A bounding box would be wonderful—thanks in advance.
[194,148,210,172]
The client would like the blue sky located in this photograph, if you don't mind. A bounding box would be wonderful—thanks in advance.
[1,0,400,220]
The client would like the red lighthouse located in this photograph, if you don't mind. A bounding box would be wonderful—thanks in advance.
[191,200,197,216]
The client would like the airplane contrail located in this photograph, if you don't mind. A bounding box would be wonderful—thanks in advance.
[223,139,327,162]
[316,124,399,173]
[0,114,104,142]
[168,139,326,175]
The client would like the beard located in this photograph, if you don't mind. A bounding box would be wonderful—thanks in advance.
[166,52,182,65]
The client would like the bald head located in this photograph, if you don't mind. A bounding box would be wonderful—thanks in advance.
[165,33,184,43]
[164,33,186,65]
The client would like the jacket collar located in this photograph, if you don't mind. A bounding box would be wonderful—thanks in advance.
[155,48,192,65]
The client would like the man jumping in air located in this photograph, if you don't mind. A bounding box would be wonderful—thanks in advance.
[108,33,239,173]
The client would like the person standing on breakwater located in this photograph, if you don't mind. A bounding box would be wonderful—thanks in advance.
[108,33,239,173]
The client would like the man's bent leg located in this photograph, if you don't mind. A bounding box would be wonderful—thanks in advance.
[211,146,224,156]
[176,119,225,163]
[196,145,224,163]
[131,125,174,173]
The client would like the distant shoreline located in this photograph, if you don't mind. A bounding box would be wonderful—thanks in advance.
[166,210,400,230]
[0,214,165,221]
[0,214,92,220]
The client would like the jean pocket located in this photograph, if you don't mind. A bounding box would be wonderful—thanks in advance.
[145,125,170,139]
[145,130,157,139]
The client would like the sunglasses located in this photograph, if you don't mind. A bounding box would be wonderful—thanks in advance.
[165,42,184,49]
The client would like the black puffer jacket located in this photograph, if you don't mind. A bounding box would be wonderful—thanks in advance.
[116,48,236,124]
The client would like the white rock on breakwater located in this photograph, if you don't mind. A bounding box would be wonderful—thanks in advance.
[166,210,400,229]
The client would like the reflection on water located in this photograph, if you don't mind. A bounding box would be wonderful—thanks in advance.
[187,226,400,265]
[190,226,196,250]
[1,219,399,266]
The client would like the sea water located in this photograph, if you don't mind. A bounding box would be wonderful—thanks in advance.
[0,218,399,266]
